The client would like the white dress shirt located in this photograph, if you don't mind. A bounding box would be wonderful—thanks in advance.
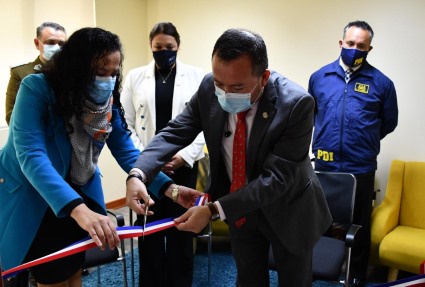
[215,103,259,220]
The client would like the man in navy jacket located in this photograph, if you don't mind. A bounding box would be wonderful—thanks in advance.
[309,20,398,287]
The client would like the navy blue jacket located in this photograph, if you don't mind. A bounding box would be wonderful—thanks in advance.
[308,59,398,174]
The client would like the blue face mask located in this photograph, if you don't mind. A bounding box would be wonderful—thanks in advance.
[215,78,262,114]
[340,47,368,67]
[88,76,116,104]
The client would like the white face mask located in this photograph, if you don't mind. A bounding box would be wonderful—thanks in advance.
[42,43,61,61]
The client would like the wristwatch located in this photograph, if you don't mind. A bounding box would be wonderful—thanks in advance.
[171,185,179,202]
[207,202,220,221]
[126,172,146,184]
[126,169,147,184]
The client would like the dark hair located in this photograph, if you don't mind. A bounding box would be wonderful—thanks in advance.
[36,22,66,38]
[343,20,374,42]
[43,27,127,132]
[212,28,268,77]
[149,22,180,46]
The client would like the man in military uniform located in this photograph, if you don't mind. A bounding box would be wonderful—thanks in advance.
[5,22,66,125]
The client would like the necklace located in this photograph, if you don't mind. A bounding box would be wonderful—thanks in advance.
[157,66,174,83]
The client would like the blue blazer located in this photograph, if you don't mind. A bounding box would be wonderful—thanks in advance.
[0,74,170,270]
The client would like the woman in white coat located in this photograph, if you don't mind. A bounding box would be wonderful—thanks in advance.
[121,22,205,287]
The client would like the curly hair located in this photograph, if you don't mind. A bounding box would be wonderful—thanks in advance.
[43,27,128,132]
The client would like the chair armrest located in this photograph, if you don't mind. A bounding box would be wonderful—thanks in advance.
[107,209,125,227]
[371,159,403,240]
[345,224,361,247]
[370,201,399,264]
[369,160,404,264]
[371,203,399,243]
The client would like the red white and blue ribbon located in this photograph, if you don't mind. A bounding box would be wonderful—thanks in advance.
[1,222,173,279]
[2,194,210,279]
[373,261,425,287]
[373,274,425,287]
[196,193,209,206]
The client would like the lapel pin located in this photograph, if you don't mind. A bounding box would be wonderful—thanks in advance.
[263,112,268,119]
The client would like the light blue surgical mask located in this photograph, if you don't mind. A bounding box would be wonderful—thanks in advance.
[215,78,262,114]
[88,76,116,104]
[42,43,61,61]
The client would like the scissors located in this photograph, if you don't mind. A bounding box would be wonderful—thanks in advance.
[142,194,150,240]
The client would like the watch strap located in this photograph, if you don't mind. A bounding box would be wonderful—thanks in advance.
[207,202,220,221]
[126,173,146,184]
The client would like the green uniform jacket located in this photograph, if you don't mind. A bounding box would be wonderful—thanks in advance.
[5,57,43,124]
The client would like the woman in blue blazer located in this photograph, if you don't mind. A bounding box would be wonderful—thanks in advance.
[0,27,200,286]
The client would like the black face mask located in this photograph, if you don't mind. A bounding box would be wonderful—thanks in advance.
[153,50,177,70]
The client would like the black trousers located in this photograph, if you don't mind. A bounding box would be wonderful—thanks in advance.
[350,172,375,280]
[3,272,28,287]
[137,163,198,287]
[229,210,313,287]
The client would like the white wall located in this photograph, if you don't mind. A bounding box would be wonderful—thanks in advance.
[138,0,425,204]
[0,128,8,147]
[94,0,148,204]
[0,0,95,127]
[95,0,148,77]
[1,0,425,204]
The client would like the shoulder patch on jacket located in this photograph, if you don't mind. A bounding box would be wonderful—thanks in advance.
[10,61,31,69]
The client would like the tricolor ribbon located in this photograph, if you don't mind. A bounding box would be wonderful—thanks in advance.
[2,194,210,279]
[196,193,209,206]
[373,274,425,287]
[421,260,425,275]
[372,261,425,287]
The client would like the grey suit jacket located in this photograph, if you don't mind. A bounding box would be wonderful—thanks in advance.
[134,71,332,256]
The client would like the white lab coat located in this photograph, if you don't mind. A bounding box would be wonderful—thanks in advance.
[121,59,205,167]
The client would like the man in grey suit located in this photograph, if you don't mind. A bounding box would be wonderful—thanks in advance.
[126,28,332,286]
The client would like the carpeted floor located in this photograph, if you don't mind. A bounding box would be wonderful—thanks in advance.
[92,208,387,286]
[82,245,382,287]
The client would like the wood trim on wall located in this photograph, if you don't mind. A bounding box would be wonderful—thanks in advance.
[106,197,126,209]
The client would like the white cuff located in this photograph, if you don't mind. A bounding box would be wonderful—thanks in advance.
[130,168,147,182]
[214,201,226,221]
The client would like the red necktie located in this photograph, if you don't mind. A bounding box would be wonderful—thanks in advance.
[231,110,248,228]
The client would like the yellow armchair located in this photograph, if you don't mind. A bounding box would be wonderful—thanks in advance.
[371,160,425,282]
